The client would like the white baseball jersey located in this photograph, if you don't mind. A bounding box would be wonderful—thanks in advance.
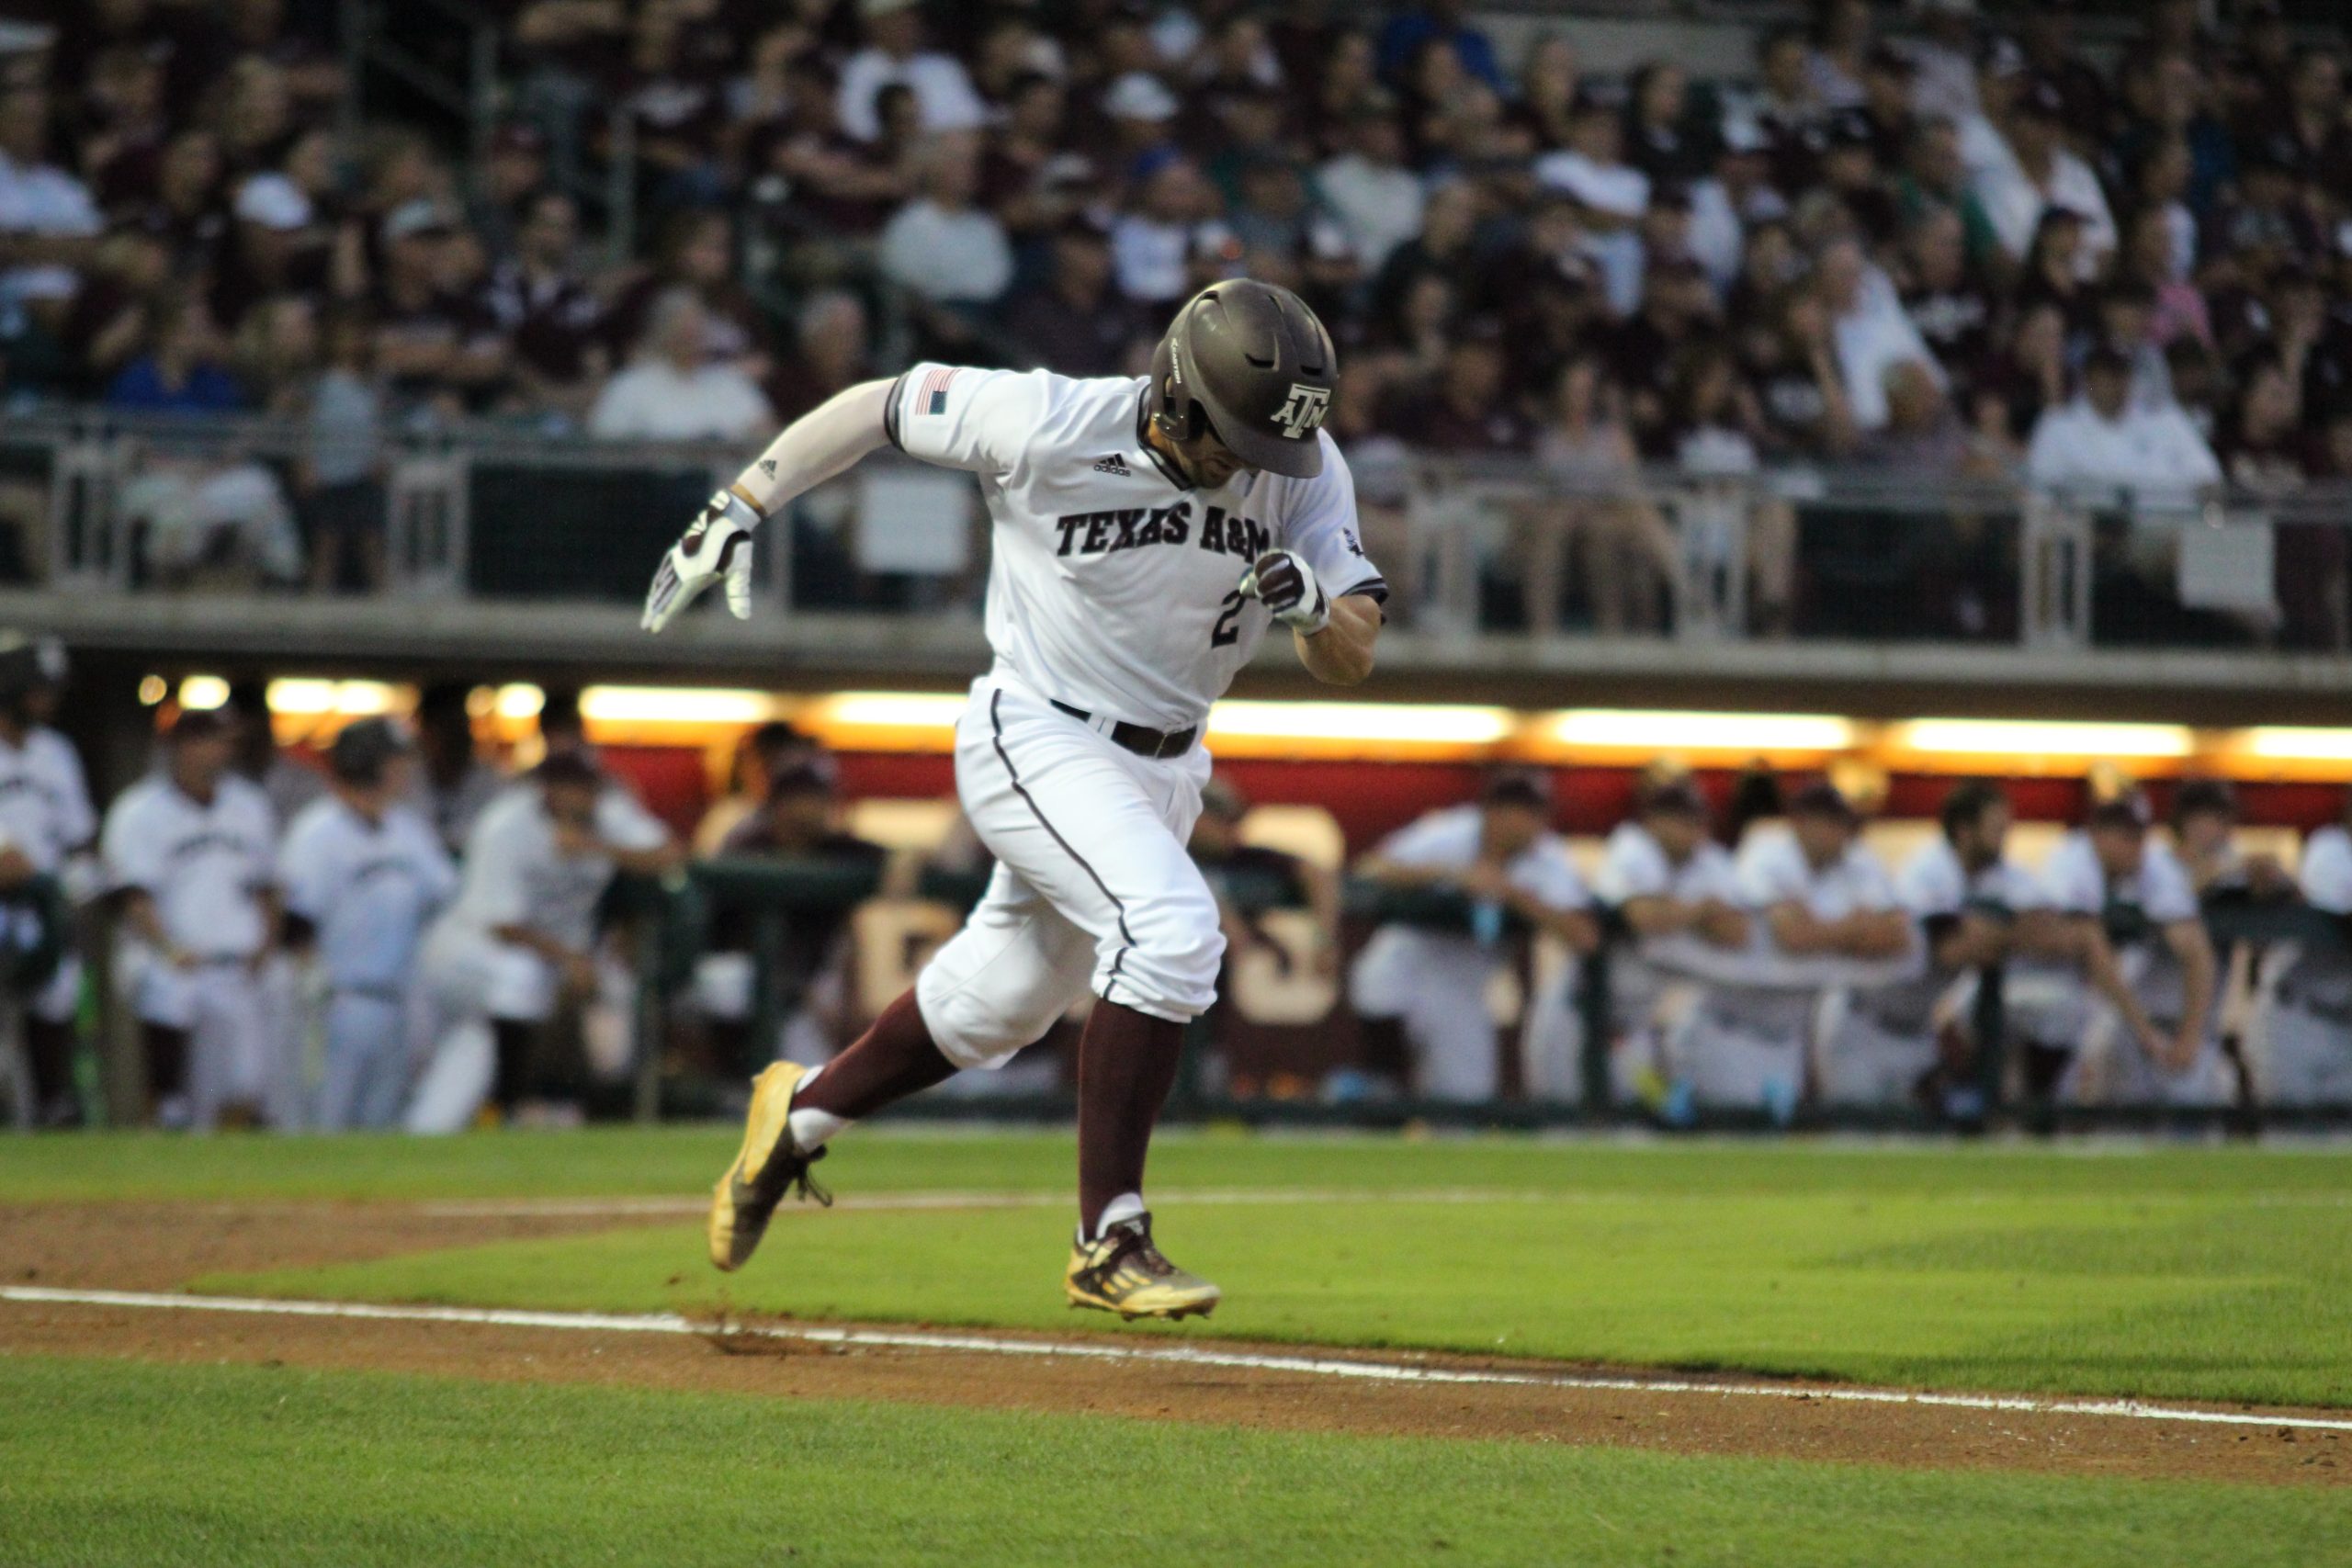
[1736,829,1899,920]
[884,365,1386,732]
[2028,831,2199,925]
[27,727,95,855]
[440,784,670,953]
[1896,836,2034,921]
[280,795,458,991]
[1370,806,1591,913]
[2300,827,2352,917]
[0,729,85,873]
[1593,821,1740,908]
[100,774,278,957]
[1593,820,1741,1025]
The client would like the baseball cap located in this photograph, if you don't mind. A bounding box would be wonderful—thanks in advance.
[1481,769,1551,812]
[169,707,230,742]
[1787,778,1858,821]
[380,197,458,243]
[765,760,837,802]
[1640,777,1708,818]
[329,716,413,784]
[2172,777,2239,822]
[2087,793,2152,832]
[233,172,312,231]
[1102,70,1179,123]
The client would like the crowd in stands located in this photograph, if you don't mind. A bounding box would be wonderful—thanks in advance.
[7,639,2352,1134]
[5,2,2352,630]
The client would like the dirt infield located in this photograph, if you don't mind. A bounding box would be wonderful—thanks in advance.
[3,1199,2346,1489]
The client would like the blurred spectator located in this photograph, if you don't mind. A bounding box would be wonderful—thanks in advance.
[103,708,284,1128]
[1535,354,1672,635]
[299,310,389,595]
[768,288,876,423]
[476,190,608,420]
[280,717,455,1130]
[1002,214,1144,378]
[702,760,888,1069]
[1317,108,1424,280]
[694,719,831,855]
[406,682,503,856]
[1896,207,1995,401]
[1533,92,1647,312]
[406,750,675,1131]
[2025,346,2221,499]
[0,83,103,313]
[1817,237,1944,433]
[2268,792,2352,1105]
[1902,0,1982,124]
[588,287,775,440]
[105,292,244,412]
[1377,2,1503,96]
[1111,152,1228,307]
[1972,74,2116,272]
[878,134,1012,309]
[368,197,506,414]
[1381,319,1528,457]
[1804,0,1875,111]
[1190,776,1340,983]
[1350,772,1597,1103]
[603,210,767,379]
[119,444,302,588]
[836,0,985,144]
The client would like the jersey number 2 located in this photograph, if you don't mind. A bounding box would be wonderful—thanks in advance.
[1209,590,1245,648]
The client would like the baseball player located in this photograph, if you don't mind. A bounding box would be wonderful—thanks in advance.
[644,279,1384,1319]
[280,718,458,1130]
[1349,773,1599,1104]
[1577,776,1747,1109]
[0,637,95,1126]
[405,752,676,1133]
[2264,791,2352,1105]
[1679,782,1910,1122]
[100,709,283,1128]
[1825,781,2026,1110]
[2008,795,2225,1107]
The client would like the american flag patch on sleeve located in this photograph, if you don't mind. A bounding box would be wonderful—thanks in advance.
[920,367,958,415]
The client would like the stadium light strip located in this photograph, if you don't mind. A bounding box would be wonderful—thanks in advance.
[177,674,230,711]
[266,679,398,716]
[1891,719,2194,759]
[10,1286,2352,1437]
[1549,709,1856,753]
[2240,728,2352,762]
[579,686,780,726]
[1209,701,1514,746]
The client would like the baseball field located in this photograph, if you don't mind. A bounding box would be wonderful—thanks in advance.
[5,1129,2349,1565]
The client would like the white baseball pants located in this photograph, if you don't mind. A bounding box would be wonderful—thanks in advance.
[915,680,1221,1071]
[1349,927,1506,1102]
[316,990,416,1131]
[405,918,557,1134]
[2261,998,2352,1106]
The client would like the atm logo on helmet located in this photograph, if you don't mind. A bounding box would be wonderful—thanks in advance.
[1272,383,1331,440]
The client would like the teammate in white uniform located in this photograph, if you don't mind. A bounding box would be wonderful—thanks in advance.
[1682,782,1910,1121]
[280,719,458,1130]
[1830,782,2027,1111]
[100,709,283,1128]
[648,279,1384,1318]
[1350,773,1599,1103]
[2266,797,2352,1106]
[1583,778,1747,1111]
[2010,795,2224,1106]
[405,753,676,1133]
[0,637,96,1125]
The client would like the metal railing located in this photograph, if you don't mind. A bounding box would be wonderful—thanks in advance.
[9,410,2344,654]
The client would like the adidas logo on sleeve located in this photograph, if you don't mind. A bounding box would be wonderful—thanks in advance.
[1091,454,1131,476]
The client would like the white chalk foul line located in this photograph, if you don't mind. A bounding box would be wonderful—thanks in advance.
[7,1284,2351,1436]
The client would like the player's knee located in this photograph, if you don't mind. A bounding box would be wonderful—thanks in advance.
[917,965,1067,1069]
[1104,890,1224,1020]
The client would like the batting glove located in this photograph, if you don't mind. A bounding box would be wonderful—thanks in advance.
[642,490,759,632]
[1240,549,1329,635]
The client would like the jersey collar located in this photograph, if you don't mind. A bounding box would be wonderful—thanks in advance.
[1133,384,1193,491]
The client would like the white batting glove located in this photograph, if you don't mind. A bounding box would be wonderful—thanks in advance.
[1240,549,1329,634]
[641,490,760,632]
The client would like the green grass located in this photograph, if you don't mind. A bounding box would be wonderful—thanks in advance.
[4,1355,2345,1568]
[133,1131,2352,1409]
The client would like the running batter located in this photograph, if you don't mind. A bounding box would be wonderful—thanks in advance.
[643,280,1384,1319]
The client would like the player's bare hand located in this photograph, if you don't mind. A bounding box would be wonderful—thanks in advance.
[561,953,599,998]
[1239,549,1329,634]
[642,490,759,632]
[2164,1029,2204,1074]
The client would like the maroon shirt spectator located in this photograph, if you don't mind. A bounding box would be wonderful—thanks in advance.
[1380,322,1532,456]
[1002,216,1148,379]
[474,190,606,406]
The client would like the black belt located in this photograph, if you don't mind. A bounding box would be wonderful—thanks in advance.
[1049,700,1197,760]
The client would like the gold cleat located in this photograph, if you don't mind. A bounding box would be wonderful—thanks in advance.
[1065,1213,1220,1321]
[707,1061,830,1272]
